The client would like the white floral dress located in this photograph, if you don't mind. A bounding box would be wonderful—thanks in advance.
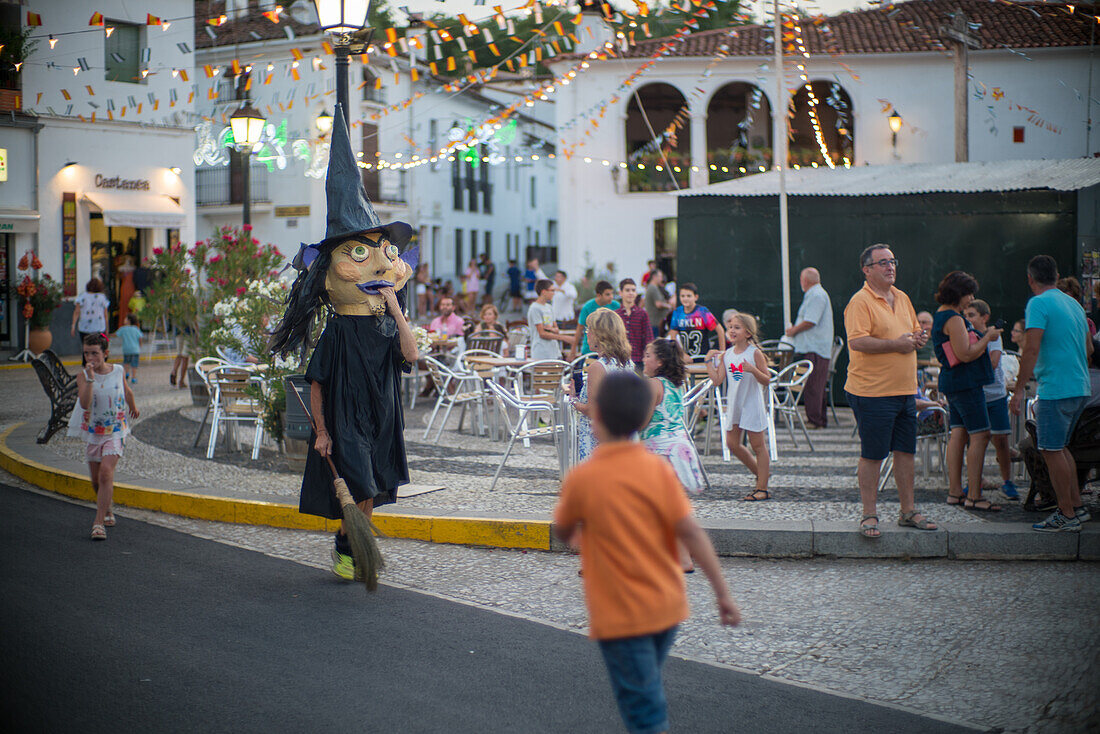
[641,376,706,493]
[575,356,632,460]
[68,364,129,448]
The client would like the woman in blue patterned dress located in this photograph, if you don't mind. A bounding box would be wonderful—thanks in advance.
[566,308,633,459]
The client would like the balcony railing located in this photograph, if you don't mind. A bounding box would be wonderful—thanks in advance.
[196,165,270,207]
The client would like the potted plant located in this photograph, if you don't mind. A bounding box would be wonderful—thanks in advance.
[15,251,64,354]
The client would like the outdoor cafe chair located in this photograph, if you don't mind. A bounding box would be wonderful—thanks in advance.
[680,381,716,490]
[771,359,816,451]
[878,404,950,493]
[827,336,846,425]
[191,357,232,448]
[758,339,796,371]
[486,379,563,491]
[421,355,485,442]
[459,348,507,438]
[505,359,569,448]
[204,365,265,460]
[467,330,506,355]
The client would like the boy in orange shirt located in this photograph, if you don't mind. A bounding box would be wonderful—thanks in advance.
[554,372,740,734]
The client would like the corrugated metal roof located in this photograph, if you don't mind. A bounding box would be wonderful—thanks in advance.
[675,159,1100,197]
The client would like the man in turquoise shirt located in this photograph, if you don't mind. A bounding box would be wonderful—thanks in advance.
[568,280,620,360]
[1011,255,1093,532]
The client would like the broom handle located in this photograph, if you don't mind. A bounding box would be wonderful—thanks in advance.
[288,380,340,481]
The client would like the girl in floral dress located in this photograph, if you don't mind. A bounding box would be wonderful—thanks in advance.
[641,338,706,493]
[566,309,633,459]
[68,333,139,540]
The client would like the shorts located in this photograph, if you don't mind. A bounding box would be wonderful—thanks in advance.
[85,437,124,462]
[1036,396,1088,451]
[847,392,917,461]
[175,335,190,357]
[986,395,1011,435]
[122,353,139,367]
[945,387,991,434]
[598,626,678,734]
[509,285,521,298]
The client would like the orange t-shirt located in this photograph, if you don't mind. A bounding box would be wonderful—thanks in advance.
[554,442,692,640]
[843,283,919,397]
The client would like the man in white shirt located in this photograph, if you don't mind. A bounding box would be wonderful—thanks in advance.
[551,270,578,326]
[528,279,572,360]
[784,267,834,428]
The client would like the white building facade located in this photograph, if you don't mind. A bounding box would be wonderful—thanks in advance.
[193,12,559,303]
[3,0,196,348]
[549,0,1097,283]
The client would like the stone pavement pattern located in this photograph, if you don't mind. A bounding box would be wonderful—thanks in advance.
[6,361,1100,732]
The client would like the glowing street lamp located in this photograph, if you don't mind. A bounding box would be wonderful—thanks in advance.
[888,109,903,151]
[229,102,266,226]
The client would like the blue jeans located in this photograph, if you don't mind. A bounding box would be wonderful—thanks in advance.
[598,626,678,734]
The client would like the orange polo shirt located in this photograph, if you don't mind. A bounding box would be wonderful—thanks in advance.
[555,442,691,640]
[843,283,919,397]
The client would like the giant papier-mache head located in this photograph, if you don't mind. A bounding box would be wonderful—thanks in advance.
[270,104,418,357]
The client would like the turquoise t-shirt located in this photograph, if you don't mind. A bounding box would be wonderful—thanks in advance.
[115,325,142,355]
[1025,288,1090,399]
[577,298,620,353]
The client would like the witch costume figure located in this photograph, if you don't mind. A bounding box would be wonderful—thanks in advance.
[270,104,420,581]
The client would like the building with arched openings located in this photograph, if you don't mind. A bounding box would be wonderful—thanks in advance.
[549,0,1096,285]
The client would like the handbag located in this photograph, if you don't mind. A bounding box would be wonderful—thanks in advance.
[942,330,979,368]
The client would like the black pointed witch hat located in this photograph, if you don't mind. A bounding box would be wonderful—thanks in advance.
[294,103,414,270]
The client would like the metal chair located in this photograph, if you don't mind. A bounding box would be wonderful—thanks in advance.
[467,330,506,355]
[204,366,265,460]
[192,357,232,448]
[506,359,569,447]
[421,355,485,441]
[878,405,950,492]
[826,335,845,424]
[771,359,815,451]
[459,348,506,438]
[486,379,562,491]
[758,339,796,370]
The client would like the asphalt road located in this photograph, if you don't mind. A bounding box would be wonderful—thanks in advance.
[0,483,973,734]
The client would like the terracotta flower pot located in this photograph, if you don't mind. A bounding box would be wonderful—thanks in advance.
[28,327,53,355]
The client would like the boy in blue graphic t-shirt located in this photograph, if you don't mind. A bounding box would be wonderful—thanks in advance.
[667,282,726,359]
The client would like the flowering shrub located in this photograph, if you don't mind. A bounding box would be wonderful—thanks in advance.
[141,225,285,357]
[14,250,64,329]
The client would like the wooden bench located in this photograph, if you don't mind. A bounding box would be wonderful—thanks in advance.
[30,350,78,444]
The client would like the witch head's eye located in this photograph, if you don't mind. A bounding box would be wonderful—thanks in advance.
[349,244,370,262]
[384,244,398,260]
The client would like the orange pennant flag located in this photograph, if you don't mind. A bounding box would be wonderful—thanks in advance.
[429,61,438,75]
[264,73,272,85]
[375,77,383,90]
[291,48,303,60]
[26,11,42,26]
[488,43,499,56]
[467,49,477,62]
[554,21,564,36]
[394,72,400,84]
[262,9,280,23]
[231,59,241,75]
[179,69,189,81]
[291,68,300,80]
[204,64,215,77]
[410,68,419,81]
[446,56,456,71]
[89,12,104,26]
[385,27,397,43]
[146,13,161,25]
[322,40,334,54]
[85,85,94,95]
[60,89,71,100]
[244,76,252,91]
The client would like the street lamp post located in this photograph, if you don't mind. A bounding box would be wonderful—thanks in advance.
[230,102,265,226]
[311,1,372,126]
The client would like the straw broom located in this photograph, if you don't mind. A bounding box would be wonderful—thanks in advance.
[290,385,384,591]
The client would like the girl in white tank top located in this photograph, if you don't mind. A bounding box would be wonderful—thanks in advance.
[706,312,772,501]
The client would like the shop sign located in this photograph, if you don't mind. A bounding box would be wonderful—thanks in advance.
[94,174,150,191]
[0,148,7,182]
[275,205,309,217]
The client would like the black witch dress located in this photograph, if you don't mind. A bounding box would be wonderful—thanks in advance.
[299,313,410,519]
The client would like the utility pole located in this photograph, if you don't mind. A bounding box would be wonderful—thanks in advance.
[939,10,981,162]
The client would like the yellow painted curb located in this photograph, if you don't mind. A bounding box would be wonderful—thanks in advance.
[0,423,551,550]
[0,354,172,370]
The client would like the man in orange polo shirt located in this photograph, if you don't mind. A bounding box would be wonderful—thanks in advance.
[844,244,938,539]
[555,372,739,734]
